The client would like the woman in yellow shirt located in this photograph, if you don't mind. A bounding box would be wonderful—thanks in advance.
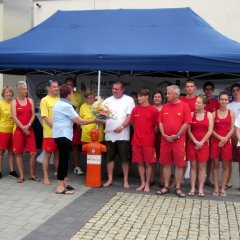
[79,91,104,144]
[0,86,18,178]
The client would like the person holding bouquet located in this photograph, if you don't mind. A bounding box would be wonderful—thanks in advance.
[80,90,104,144]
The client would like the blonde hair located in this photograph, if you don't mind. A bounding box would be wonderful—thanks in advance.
[1,86,14,98]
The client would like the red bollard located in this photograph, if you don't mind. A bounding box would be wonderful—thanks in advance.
[82,129,106,187]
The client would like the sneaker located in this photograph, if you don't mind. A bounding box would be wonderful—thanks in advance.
[74,167,84,175]
[0,172,2,179]
[9,171,19,178]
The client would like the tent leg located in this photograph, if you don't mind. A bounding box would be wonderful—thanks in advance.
[97,70,101,97]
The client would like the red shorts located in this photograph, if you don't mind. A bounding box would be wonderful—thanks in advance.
[0,132,13,150]
[132,146,156,163]
[187,142,209,162]
[13,128,36,153]
[72,125,81,145]
[160,139,187,167]
[42,138,58,153]
[210,140,232,161]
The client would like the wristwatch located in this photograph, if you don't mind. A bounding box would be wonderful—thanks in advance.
[176,133,180,139]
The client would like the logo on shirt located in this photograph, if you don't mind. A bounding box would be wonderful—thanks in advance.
[163,112,168,115]
[177,113,182,116]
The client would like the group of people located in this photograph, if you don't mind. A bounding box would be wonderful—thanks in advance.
[0,78,240,197]
[102,80,240,198]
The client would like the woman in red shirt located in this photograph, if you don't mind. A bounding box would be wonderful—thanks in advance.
[211,92,235,197]
[187,95,213,197]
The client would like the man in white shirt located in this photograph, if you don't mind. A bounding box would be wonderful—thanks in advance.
[103,81,135,188]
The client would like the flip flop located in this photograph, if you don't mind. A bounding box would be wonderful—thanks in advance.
[56,188,74,195]
[219,191,227,197]
[66,185,75,191]
[213,191,219,196]
[29,176,41,182]
[156,187,169,195]
[198,192,205,197]
[225,184,232,190]
[175,188,186,198]
[17,178,25,183]
[188,191,195,197]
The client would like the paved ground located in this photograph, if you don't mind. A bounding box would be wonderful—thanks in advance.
[0,152,240,240]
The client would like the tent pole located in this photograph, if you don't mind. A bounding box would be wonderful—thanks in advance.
[97,70,101,97]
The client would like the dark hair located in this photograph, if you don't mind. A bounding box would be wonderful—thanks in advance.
[152,90,164,100]
[130,91,138,98]
[230,83,240,91]
[60,84,72,98]
[113,81,124,89]
[185,79,195,86]
[203,81,214,90]
[65,78,76,86]
[138,87,151,97]
[47,80,58,87]
[218,91,229,99]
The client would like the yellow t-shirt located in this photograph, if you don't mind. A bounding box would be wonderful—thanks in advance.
[71,91,84,114]
[0,99,14,133]
[79,103,104,142]
[40,95,59,138]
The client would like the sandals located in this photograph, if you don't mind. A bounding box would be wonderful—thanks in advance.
[188,191,195,197]
[225,184,232,190]
[17,178,25,183]
[56,188,74,195]
[198,192,205,197]
[219,191,227,197]
[29,176,41,182]
[213,191,219,196]
[156,187,169,195]
[175,188,186,198]
[66,185,75,191]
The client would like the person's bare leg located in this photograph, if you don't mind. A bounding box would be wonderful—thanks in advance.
[42,151,51,184]
[175,166,184,190]
[226,160,232,186]
[29,152,37,178]
[163,164,171,188]
[213,158,219,194]
[144,163,152,192]
[8,150,15,172]
[189,161,197,194]
[122,161,130,188]
[103,161,114,187]
[136,162,145,191]
[16,153,24,180]
[198,162,206,194]
[220,160,229,194]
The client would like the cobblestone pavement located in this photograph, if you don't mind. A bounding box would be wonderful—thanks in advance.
[71,192,240,240]
[0,162,89,240]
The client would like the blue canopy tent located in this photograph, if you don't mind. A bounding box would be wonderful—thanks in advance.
[0,8,240,76]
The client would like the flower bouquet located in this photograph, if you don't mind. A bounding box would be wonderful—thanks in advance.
[91,97,115,120]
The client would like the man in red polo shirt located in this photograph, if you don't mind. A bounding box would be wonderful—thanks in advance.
[180,79,198,112]
[157,85,192,197]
